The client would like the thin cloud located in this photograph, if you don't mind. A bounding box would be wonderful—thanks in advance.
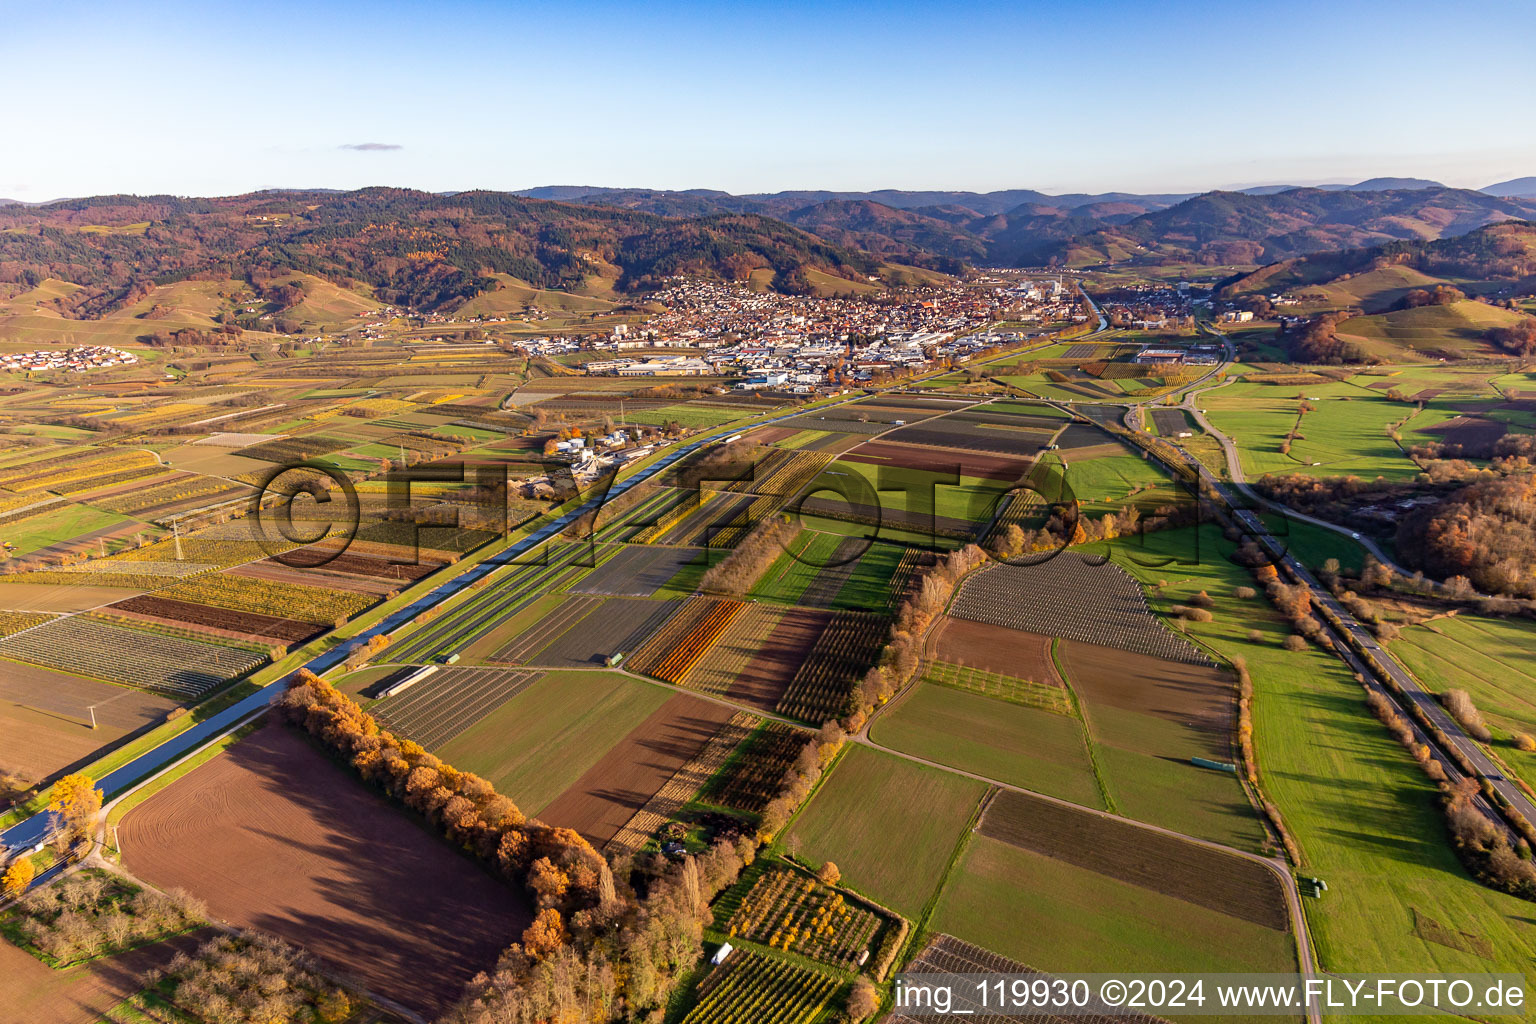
[340,142,403,152]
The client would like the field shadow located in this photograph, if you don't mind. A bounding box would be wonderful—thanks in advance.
[161,727,528,1018]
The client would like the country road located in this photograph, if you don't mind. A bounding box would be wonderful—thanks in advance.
[1174,375,1412,578]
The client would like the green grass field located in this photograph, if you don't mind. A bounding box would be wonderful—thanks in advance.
[1062,446,1176,517]
[829,460,1011,523]
[4,502,131,555]
[786,744,985,918]
[437,670,670,813]
[1079,703,1264,851]
[1201,380,1418,481]
[869,681,1103,808]
[1389,614,1536,785]
[1295,264,1447,314]
[1098,527,1536,981]
[625,403,755,429]
[749,531,847,604]
[932,835,1296,974]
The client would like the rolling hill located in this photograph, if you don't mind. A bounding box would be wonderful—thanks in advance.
[1033,188,1536,268]
[0,188,881,319]
[1223,220,1536,310]
[1334,300,1530,360]
[516,184,1536,273]
[1485,177,1536,199]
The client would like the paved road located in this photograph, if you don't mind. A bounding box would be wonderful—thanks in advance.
[1176,376,1413,578]
[1139,414,1536,834]
[1142,351,1535,827]
[0,398,862,854]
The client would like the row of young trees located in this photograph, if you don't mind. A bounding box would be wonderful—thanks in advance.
[1363,688,1536,900]
[842,544,988,734]
[699,515,800,595]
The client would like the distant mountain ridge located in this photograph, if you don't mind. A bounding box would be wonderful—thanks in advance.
[5,181,1535,317]
[1222,219,1536,305]
[1019,187,1536,267]
[0,188,880,314]
[1484,177,1536,198]
[518,183,1536,270]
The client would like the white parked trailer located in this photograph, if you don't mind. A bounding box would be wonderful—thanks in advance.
[379,664,439,699]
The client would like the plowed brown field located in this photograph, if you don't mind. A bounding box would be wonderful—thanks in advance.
[0,663,175,784]
[1059,640,1232,739]
[108,595,324,643]
[4,930,208,1024]
[539,695,737,846]
[119,726,531,1016]
[728,607,829,710]
[932,617,1061,684]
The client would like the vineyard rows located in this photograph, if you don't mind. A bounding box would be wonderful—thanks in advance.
[888,935,1172,1024]
[235,435,351,463]
[0,611,55,638]
[50,559,214,579]
[680,950,839,1024]
[630,488,708,544]
[0,615,264,698]
[605,712,757,857]
[92,475,249,516]
[701,722,805,814]
[53,463,169,496]
[372,667,541,748]
[727,868,883,970]
[0,449,161,494]
[491,594,604,664]
[951,560,1214,666]
[666,493,756,548]
[159,573,373,624]
[710,452,835,547]
[684,605,783,697]
[775,612,887,722]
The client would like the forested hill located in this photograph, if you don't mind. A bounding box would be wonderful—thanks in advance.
[1037,187,1536,267]
[0,188,880,314]
[1221,220,1536,302]
[514,184,1536,271]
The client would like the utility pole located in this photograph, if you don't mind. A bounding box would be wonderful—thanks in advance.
[172,517,183,561]
[87,704,97,730]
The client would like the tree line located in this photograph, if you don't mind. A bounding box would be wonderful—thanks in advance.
[280,669,861,1023]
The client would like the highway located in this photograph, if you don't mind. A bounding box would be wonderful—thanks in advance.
[1125,372,1536,834]
[0,396,867,854]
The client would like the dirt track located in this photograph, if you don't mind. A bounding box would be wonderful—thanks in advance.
[119,725,530,1017]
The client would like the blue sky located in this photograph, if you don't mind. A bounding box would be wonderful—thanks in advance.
[3,0,1533,200]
